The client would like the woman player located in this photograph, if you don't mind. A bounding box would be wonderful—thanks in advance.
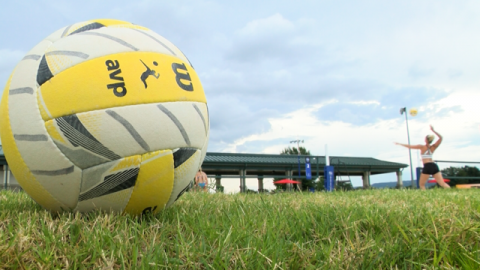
[395,125,450,190]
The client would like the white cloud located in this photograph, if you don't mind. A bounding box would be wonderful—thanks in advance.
[349,100,381,106]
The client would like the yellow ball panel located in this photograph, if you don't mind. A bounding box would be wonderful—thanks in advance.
[91,19,132,27]
[39,52,206,121]
[92,19,149,30]
[123,150,175,215]
[110,155,142,173]
[45,120,67,146]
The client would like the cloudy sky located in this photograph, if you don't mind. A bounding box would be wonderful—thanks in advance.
[1,1,479,191]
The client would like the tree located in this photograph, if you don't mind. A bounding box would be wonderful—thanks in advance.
[440,166,480,187]
[280,146,310,156]
[315,176,325,191]
[335,180,354,191]
[275,146,313,191]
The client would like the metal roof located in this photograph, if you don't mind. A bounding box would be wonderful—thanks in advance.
[203,152,408,177]
[204,152,404,166]
[0,147,407,176]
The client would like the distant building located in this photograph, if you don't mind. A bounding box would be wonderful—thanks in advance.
[0,147,408,192]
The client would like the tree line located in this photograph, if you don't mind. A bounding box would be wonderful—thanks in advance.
[440,166,480,187]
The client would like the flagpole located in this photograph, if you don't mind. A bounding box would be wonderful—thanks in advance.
[400,107,415,188]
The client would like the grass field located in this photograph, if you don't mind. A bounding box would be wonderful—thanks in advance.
[1,189,480,269]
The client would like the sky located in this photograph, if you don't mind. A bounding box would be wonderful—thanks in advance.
[1,0,480,192]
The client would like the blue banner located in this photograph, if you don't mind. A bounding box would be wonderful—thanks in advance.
[305,157,312,180]
[416,167,422,189]
[324,166,334,191]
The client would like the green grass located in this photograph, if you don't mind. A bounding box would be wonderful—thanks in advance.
[1,189,480,269]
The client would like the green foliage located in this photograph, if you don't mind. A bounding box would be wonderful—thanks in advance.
[280,146,311,155]
[335,180,354,191]
[2,189,480,268]
[315,176,326,191]
[315,176,354,191]
[441,166,480,186]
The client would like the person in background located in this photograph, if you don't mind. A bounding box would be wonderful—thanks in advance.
[395,125,450,190]
[194,168,209,192]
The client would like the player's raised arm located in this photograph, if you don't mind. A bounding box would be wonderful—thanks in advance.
[394,142,424,150]
[430,125,442,149]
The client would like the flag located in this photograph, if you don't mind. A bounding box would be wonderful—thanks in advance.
[305,157,312,180]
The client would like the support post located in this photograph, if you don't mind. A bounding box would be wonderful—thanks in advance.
[396,170,403,188]
[3,165,7,190]
[362,171,371,189]
[215,175,222,187]
[215,175,223,193]
[243,170,247,192]
[286,170,293,191]
[297,159,303,191]
[239,169,246,193]
[257,175,264,192]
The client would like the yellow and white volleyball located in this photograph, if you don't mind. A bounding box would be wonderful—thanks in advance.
[0,19,209,215]
[409,108,418,117]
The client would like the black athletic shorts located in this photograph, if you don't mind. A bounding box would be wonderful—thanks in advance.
[422,162,439,175]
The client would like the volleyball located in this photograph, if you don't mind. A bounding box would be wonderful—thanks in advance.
[0,19,209,215]
[409,108,418,117]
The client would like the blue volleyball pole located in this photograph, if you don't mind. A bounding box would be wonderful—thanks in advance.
[324,166,334,191]
[416,167,422,189]
[324,145,334,191]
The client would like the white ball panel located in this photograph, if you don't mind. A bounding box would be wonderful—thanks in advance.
[161,102,209,148]
[199,137,209,170]
[131,29,193,66]
[9,55,80,172]
[57,102,209,166]
[80,108,146,158]
[43,26,70,43]
[166,149,202,208]
[42,27,186,76]
[17,39,52,61]
[34,167,82,210]
[74,157,140,212]
[75,188,133,213]
[7,37,82,208]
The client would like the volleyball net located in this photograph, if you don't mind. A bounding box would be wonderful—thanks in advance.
[430,160,480,188]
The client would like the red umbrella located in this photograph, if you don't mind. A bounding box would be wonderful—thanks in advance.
[274,179,301,184]
[428,178,450,183]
